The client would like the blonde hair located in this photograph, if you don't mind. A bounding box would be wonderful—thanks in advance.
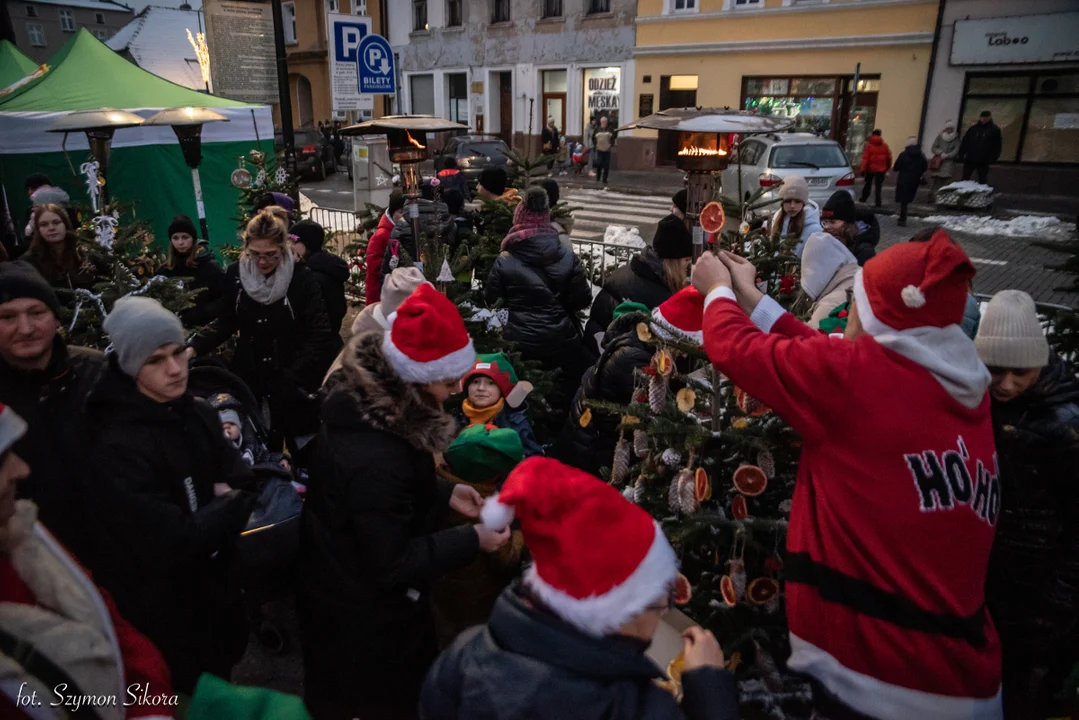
[661,257,690,295]
[243,206,290,250]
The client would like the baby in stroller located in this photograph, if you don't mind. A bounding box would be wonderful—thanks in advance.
[570,142,589,175]
[210,393,304,491]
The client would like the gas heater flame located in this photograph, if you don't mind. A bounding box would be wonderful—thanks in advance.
[678,146,727,157]
[406,131,426,149]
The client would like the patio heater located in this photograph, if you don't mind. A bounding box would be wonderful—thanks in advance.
[618,108,793,257]
[47,108,146,207]
[340,115,468,257]
[144,107,229,245]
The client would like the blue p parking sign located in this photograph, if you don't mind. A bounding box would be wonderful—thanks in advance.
[357,34,396,95]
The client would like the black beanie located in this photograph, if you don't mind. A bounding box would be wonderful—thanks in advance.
[289,219,325,253]
[479,167,508,196]
[672,189,687,215]
[540,178,560,206]
[821,191,857,224]
[652,216,693,260]
[168,214,198,240]
[0,261,62,318]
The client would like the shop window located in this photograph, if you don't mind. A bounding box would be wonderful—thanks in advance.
[448,73,468,124]
[59,9,74,32]
[492,0,510,23]
[1022,98,1079,163]
[410,74,435,116]
[967,76,1030,95]
[27,22,44,46]
[446,0,462,26]
[543,69,567,132]
[281,2,296,44]
[413,0,427,31]
[542,0,562,18]
[1037,74,1079,95]
[587,0,610,13]
[584,67,620,129]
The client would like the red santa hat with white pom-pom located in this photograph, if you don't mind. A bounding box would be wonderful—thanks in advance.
[481,457,679,637]
[651,286,704,345]
[854,229,975,335]
[382,283,475,383]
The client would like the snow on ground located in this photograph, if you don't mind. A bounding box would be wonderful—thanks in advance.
[919,214,1076,240]
[938,181,994,195]
[602,224,647,248]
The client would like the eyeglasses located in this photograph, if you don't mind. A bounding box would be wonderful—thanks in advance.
[247,250,282,263]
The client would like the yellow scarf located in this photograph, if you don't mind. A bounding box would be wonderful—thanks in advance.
[462,398,504,427]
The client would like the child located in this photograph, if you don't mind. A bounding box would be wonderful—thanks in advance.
[769,175,822,257]
[457,353,543,457]
[211,393,293,475]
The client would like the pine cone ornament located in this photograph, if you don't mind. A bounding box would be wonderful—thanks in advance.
[757,448,776,479]
[633,479,646,505]
[612,436,631,485]
[729,558,747,602]
[622,484,636,503]
[679,474,699,514]
[649,374,668,414]
[670,469,692,512]
[660,448,682,468]
[633,429,649,459]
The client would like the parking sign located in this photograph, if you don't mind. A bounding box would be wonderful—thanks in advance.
[357,33,396,95]
[327,13,373,111]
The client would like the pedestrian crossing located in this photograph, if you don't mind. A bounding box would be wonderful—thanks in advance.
[561,189,673,243]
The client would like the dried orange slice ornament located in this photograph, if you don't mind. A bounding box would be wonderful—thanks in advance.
[652,349,674,377]
[720,575,738,606]
[733,465,768,497]
[676,387,696,412]
[694,467,711,502]
[673,573,693,605]
[748,578,780,606]
[578,408,592,427]
[731,493,749,520]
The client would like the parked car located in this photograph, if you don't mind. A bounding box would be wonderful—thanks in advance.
[273,129,336,181]
[433,134,515,188]
[720,133,856,205]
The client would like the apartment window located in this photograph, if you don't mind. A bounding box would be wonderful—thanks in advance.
[282,1,296,44]
[587,0,610,13]
[410,74,435,115]
[448,73,468,124]
[492,0,510,23]
[327,0,338,11]
[94,29,108,40]
[673,0,696,10]
[26,5,37,17]
[733,0,762,6]
[446,0,462,26]
[59,9,74,31]
[542,0,562,19]
[412,0,427,31]
[27,22,45,46]
[95,12,105,23]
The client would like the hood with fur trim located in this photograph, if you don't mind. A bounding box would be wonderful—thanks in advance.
[322,331,458,454]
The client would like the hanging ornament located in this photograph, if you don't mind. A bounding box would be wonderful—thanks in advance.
[764,554,785,573]
[80,161,102,214]
[436,258,454,283]
[693,467,711,502]
[92,214,118,249]
[673,573,693,605]
[733,465,768,497]
[253,168,268,188]
[731,493,749,520]
[730,417,749,430]
[651,349,674,377]
[734,386,770,417]
[757,448,776,479]
[249,149,265,164]
[274,166,288,185]
[622,414,640,425]
[636,322,652,342]
[739,220,751,236]
[660,448,682,468]
[612,435,631,485]
[668,472,684,512]
[679,474,699,514]
[578,408,592,428]
[747,577,780,607]
[728,559,747,602]
[633,428,649,458]
[649,374,668,414]
[633,478,646,505]
[779,274,797,295]
[719,574,737,606]
[622,484,636,503]
[676,387,696,412]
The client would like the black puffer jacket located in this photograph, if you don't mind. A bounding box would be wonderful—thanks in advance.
[585,248,673,354]
[155,249,226,326]
[421,586,739,720]
[190,261,340,437]
[380,200,458,279]
[86,362,256,694]
[986,352,1079,664]
[300,332,480,717]
[852,206,880,266]
[555,313,652,475]
[485,228,591,354]
[893,145,929,205]
[959,120,1003,165]
[305,248,350,334]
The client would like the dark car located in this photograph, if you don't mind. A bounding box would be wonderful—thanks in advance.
[274,129,336,181]
[433,134,515,188]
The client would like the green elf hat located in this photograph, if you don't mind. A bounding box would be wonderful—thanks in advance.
[463,353,532,407]
[187,673,312,720]
[613,300,650,319]
[447,423,525,484]
[818,302,851,335]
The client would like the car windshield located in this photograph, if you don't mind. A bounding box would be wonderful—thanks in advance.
[770,144,849,169]
[460,142,508,159]
[294,130,321,146]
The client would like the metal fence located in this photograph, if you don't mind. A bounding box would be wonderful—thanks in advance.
[307,206,366,255]
[570,238,637,289]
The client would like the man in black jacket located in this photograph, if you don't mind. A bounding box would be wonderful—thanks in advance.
[0,261,106,569]
[975,290,1079,717]
[291,219,350,335]
[959,110,1003,185]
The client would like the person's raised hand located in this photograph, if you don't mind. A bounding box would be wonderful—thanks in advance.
[450,483,484,519]
[682,627,725,671]
[691,252,732,298]
[475,524,511,553]
[719,251,765,313]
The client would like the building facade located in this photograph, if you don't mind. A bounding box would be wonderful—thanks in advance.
[9,0,131,63]
[388,0,636,158]
[627,0,939,170]
[107,6,209,92]
[921,0,1079,197]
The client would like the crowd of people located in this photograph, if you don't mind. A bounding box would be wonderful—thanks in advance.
[0,158,1075,720]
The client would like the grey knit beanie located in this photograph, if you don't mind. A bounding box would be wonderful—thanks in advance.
[103,296,186,377]
[974,290,1049,369]
[779,175,809,204]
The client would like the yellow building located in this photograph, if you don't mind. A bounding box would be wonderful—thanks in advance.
[624,0,939,169]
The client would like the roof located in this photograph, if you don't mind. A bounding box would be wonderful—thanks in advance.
[26,0,131,12]
[0,41,39,90]
[107,6,207,91]
[0,28,251,111]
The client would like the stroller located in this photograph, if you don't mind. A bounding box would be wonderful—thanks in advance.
[188,365,303,655]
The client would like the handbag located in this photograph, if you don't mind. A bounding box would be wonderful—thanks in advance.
[929,154,943,171]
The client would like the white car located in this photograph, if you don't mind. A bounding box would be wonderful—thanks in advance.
[720,133,856,205]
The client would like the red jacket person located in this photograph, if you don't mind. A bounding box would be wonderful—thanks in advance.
[691,230,1001,719]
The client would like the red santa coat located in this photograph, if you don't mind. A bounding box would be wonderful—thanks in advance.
[0,503,174,720]
[703,290,1002,720]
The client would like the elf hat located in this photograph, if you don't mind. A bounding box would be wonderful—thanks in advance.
[446,423,524,484]
[855,229,974,333]
[652,286,705,344]
[0,403,27,456]
[382,283,475,384]
[463,353,518,399]
[481,457,679,637]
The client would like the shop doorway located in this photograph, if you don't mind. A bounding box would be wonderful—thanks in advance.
[658,75,698,165]
[542,69,567,139]
[836,77,879,163]
[498,71,513,147]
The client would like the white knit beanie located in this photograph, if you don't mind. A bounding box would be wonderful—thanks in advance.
[779,175,809,203]
[974,290,1049,369]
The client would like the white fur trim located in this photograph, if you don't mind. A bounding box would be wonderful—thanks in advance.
[524,521,678,637]
[651,308,703,345]
[385,309,398,327]
[703,285,736,309]
[480,493,515,530]
[788,634,1002,720]
[902,285,927,309]
[382,333,476,384]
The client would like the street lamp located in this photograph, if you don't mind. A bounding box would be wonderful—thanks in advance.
[47,108,146,208]
[145,107,229,244]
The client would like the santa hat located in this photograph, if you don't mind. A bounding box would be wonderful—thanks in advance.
[0,403,27,456]
[651,286,704,344]
[481,457,678,637]
[382,283,475,383]
[855,229,974,334]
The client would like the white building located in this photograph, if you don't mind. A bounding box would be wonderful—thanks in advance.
[107,5,209,92]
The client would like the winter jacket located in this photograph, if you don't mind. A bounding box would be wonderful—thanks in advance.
[961,294,981,340]
[304,248,350,334]
[986,352,1079,669]
[86,363,256,694]
[959,121,1003,166]
[893,145,929,205]
[454,403,544,458]
[555,313,652,476]
[190,261,339,437]
[365,212,396,305]
[770,201,823,257]
[585,248,673,355]
[703,291,1001,719]
[0,502,174,720]
[485,227,591,355]
[300,332,480,714]
[437,168,470,199]
[931,131,961,179]
[859,135,892,174]
[807,264,857,331]
[851,206,880,266]
[592,128,616,153]
[26,243,107,293]
[420,586,739,720]
[542,126,561,153]
[381,201,458,280]
[155,248,227,326]
[0,338,106,573]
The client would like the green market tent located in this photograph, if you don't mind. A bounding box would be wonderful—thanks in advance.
[0,29,274,250]
[0,40,39,90]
